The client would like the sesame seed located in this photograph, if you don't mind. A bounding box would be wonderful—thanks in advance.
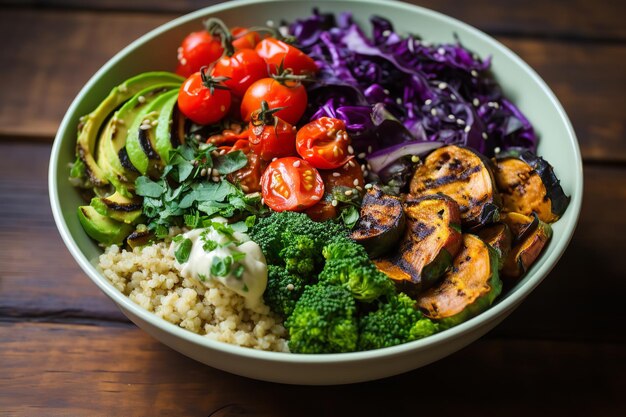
[396,97,403,105]
[471,70,478,77]
[360,164,366,171]
[407,39,415,53]
[194,134,202,141]
[151,120,158,126]
[292,160,301,168]
[447,114,455,120]
[430,108,438,116]
[272,157,278,162]
[118,85,128,93]
[383,89,390,95]
[364,183,373,189]
[353,179,359,186]
[180,58,187,66]
[310,195,320,201]
[494,147,501,154]
[347,145,354,154]
[457,119,466,126]
[438,82,447,90]
[363,170,369,177]
[411,155,420,163]
[464,125,471,133]
[482,132,488,140]
[344,190,353,196]
[472,98,480,107]
[200,168,207,177]
[137,95,146,104]
[212,168,220,176]
[212,176,220,182]
[142,119,150,125]
[355,186,363,191]
[331,199,338,207]
[219,150,226,155]
[139,124,151,130]
[357,152,366,159]
[241,185,249,193]
[286,283,295,291]
[488,101,500,109]
[332,172,341,177]
[382,30,391,37]
[348,160,356,168]
[450,94,457,101]
[425,99,432,105]
[437,47,446,55]
[266,19,274,27]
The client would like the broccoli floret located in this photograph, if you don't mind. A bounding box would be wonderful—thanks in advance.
[264,265,306,318]
[250,211,348,265]
[318,238,395,302]
[279,233,318,276]
[358,293,439,350]
[285,284,358,353]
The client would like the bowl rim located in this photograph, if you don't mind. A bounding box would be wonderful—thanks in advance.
[49,0,583,364]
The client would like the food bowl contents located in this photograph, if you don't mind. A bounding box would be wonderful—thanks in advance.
[68,10,570,353]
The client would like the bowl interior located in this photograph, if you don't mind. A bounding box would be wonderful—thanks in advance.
[49,0,582,383]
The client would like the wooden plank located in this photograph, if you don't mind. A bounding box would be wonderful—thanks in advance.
[0,321,624,415]
[0,9,624,161]
[1,141,625,342]
[3,0,625,40]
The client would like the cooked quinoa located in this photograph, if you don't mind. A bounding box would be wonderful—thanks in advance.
[98,243,289,352]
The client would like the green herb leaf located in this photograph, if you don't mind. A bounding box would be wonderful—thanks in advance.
[213,150,248,174]
[198,273,207,282]
[340,205,360,229]
[184,212,200,228]
[233,264,245,279]
[245,215,256,228]
[232,251,246,262]
[202,239,218,252]
[135,177,164,198]
[174,238,192,263]
[210,255,233,277]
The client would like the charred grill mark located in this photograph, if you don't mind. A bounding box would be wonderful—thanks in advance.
[423,164,482,190]
[171,106,182,148]
[102,199,142,212]
[76,144,105,186]
[411,221,436,240]
[138,129,160,160]
[119,148,139,173]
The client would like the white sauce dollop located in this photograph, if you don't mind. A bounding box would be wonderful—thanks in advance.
[170,218,267,309]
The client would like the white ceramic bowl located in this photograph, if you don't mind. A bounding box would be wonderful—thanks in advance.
[49,0,583,385]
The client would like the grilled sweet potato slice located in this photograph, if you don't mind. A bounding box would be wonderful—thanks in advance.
[417,234,502,329]
[500,212,539,244]
[410,145,500,228]
[494,152,569,223]
[476,223,512,270]
[502,220,552,281]
[375,195,462,293]
[351,185,405,258]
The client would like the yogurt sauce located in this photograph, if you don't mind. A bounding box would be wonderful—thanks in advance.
[170,218,268,309]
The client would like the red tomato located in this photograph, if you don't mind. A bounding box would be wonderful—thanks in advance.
[231,27,262,50]
[211,49,268,97]
[248,102,297,161]
[224,145,266,194]
[241,78,307,125]
[296,117,352,169]
[319,159,365,191]
[261,157,324,212]
[175,31,224,78]
[304,200,337,222]
[178,70,231,125]
[255,38,318,76]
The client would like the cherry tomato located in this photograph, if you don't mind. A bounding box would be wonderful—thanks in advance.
[211,49,268,97]
[178,69,231,125]
[255,38,318,76]
[261,157,324,212]
[241,78,307,125]
[296,117,352,169]
[223,143,266,194]
[320,159,365,191]
[249,102,297,161]
[176,31,224,78]
[231,27,262,50]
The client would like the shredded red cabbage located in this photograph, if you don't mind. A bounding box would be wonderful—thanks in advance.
[289,10,538,183]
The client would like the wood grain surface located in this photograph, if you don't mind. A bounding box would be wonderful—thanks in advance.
[0,0,624,415]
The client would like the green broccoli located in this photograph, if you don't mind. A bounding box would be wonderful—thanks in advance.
[264,265,306,318]
[358,293,439,350]
[279,233,318,276]
[249,211,348,265]
[285,284,358,353]
[318,238,395,302]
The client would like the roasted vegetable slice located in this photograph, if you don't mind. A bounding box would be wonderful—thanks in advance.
[126,229,154,249]
[375,195,462,294]
[502,220,552,281]
[410,145,500,228]
[350,185,405,258]
[494,152,569,223]
[476,223,512,270]
[500,212,539,244]
[90,191,143,225]
[417,234,502,329]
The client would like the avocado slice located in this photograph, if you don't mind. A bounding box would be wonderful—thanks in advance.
[76,71,184,188]
[155,91,186,164]
[96,83,180,192]
[91,191,144,224]
[125,88,180,176]
[77,205,134,245]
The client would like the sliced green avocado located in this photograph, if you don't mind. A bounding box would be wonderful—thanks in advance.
[77,205,133,245]
[96,83,180,192]
[76,71,183,188]
[90,191,144,224]
[125,88,179,176]
[155,91,185,164]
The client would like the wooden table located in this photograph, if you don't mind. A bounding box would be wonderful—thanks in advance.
[1,0,624,415]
